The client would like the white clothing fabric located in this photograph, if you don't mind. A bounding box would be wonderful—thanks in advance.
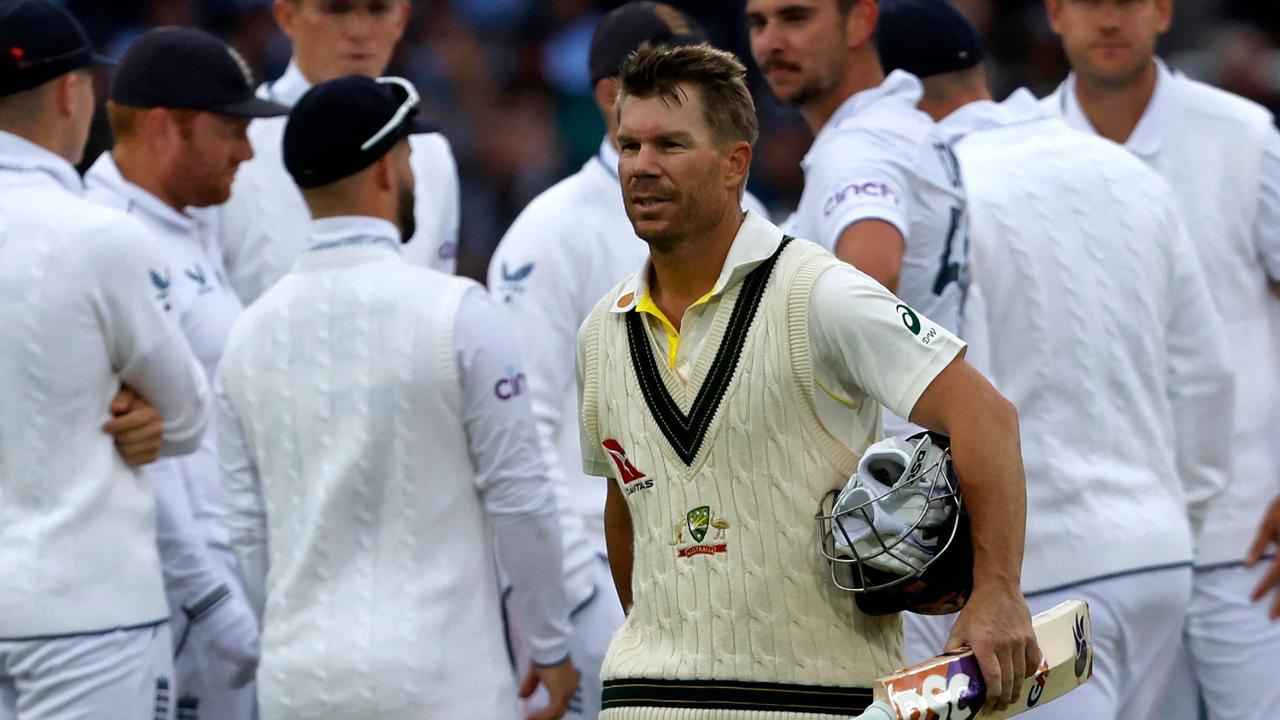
[0,132,209,638]
[218,216,569,719]
[222,60,459,304]
[1164,561,1280,720]
[1045,60,1280,566]
[903,566,1192,720]
[784,70,969,337]
[940,91,1233,592]
[488,138,768,564]
[581,211,967,478]
[0,624,174,720]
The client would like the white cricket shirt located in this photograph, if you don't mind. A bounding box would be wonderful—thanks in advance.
[1046,61,1280,565]
[85,153,243,548]
[578,210,967,477]
[0,132,209,637]
[222,60,460,304]
[941,91,1234,592]
[487,137,768,575]
[218,216,569,718]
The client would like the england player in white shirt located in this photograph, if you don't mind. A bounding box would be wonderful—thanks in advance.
[222,0,458,304]
[874,4,1235,717]
[217,75,577,720]
[745,0,969,438]
[0,3,210,717]
[1042,1,1280,717]
[486,6,767,716]
[84,27,292,719]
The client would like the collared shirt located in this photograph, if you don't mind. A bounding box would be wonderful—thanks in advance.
[487,136,769,559]
[218,215,570,691]
[0,131,209,636]
[1052,59,1280,281]
[785,69,969,344]
[221,59,460,305]
[84,152,246,613]
[579,211,966,476]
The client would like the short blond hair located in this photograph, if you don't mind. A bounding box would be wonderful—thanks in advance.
[106,102,197,144]
[616,42,759,147]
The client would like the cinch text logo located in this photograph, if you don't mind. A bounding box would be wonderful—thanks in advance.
[494,366,526,400]
[823,181,900,217]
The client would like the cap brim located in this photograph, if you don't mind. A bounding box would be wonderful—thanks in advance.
[211,95,290,118]
[403,116,439,136]
[91,53,117,67]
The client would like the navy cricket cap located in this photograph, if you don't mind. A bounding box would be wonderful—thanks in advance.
[878,0,985,79]
[0,0,113,97]
[588,1,708,85]
[110,27,286,117]
[284,75,436,189]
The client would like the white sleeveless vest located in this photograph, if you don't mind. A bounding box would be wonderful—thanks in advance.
[581,237,901,720]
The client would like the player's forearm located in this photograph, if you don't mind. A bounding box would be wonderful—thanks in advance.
[604,480,634,612]
[490,500,573,665]
[950,395,1027,591]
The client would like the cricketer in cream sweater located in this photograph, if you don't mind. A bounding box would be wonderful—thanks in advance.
[577,43,1038,720]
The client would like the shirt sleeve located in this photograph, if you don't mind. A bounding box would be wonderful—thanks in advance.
[1254,126,1280,282]
[1163,203,1234,521]
[576,316,614,478]
[150,460,237,619]
[84,215,209,456]
[216,372,269,619]
[487,209,584,519]
[407,133,460,275]
[810,131,912,249]
[455,289,571,665]
[809,262,966,421]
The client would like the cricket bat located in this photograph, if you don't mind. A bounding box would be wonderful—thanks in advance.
[862,600,1092,720]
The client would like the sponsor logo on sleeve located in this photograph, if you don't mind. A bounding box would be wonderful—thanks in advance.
[896,303,938,346]
[671,505,729,557]
[493,365,526,400]
[498,261,534,303]
[823,180,901,217]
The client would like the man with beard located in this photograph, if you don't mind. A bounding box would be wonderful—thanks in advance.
[222,0,458,304]
[215,75,577,720]
[1041,2,1280,718]
[745,0,969,438]
[578,43,1037,719]
[84,27,290,719]
[486,6,769,716]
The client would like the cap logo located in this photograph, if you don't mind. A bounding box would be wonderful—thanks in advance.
[653,4,692,35]
[8,47,24,60]
[226,46,255,87]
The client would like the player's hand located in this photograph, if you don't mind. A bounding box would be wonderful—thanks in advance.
[945,581,1040,711]
[1247,495,1280,620]
[518,657,579,720]
[103,386,164,466]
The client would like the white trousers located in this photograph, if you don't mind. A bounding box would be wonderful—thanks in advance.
[507,555,625,720]
[0,623,174,720]
[1164,560,1280,720]
[903,565,1191,720]
[169,544,256,720]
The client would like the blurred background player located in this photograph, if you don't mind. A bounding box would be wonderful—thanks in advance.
[1041,1,1280,717]
[216,74,577,719]
[485,5,768,715]
[222,0,459,304]
[876,3,1235,719]
[745,0,970,437]
[84,26,290,719]
[0,2,210,717]
[581,42,1038,718]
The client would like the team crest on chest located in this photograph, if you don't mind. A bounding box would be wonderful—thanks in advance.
[672,505,730,558]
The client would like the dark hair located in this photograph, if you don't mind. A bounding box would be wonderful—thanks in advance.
[616,42,759,147]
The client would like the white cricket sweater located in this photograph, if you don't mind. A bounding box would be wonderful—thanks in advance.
[0,132,209,637]
[1046,64,1280,565]
[944,91,1234,593]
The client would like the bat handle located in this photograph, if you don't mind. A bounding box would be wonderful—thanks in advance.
[853,701,898,720]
